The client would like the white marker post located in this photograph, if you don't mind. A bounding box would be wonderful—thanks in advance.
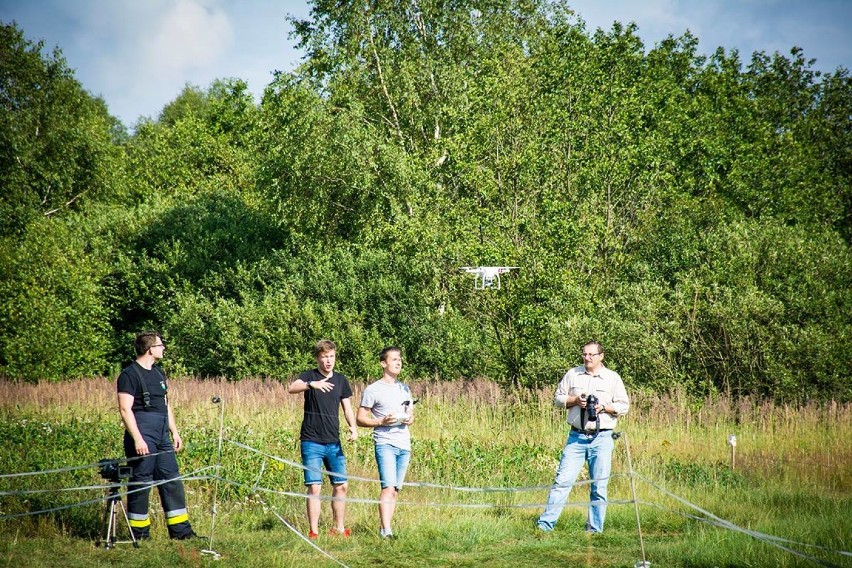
[727,434,737,471]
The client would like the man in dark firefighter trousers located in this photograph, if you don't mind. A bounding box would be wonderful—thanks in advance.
[117,331,198,540]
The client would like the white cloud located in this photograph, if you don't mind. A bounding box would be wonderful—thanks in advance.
[144,0,233,78]
[73,0,236,123]
[2,0,849,126]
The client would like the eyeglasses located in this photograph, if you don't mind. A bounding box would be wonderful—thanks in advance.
[581,352,601,357]
[150,344,166,349]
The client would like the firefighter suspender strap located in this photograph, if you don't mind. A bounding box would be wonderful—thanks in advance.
[129,364,152,410]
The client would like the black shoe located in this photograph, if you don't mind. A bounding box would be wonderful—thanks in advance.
[173,530,206,541]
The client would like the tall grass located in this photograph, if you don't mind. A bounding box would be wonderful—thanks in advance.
[1,377,850,567]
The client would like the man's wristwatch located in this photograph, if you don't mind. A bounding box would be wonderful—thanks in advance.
[306,380,313,388]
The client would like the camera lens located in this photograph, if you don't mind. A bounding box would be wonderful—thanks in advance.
[586,394,598,421]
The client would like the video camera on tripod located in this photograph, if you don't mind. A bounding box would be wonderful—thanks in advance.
[98,458,133,483]
[97,457,138,549]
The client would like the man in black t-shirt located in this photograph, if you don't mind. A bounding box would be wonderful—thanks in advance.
[288,339,358,538]
[117,331,198,541]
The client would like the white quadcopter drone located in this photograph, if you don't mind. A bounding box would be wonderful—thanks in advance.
[460,266,519,289]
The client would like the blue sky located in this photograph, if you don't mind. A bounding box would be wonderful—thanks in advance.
[2,0,850,128]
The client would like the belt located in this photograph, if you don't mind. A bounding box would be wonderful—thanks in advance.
[571,426,612,434]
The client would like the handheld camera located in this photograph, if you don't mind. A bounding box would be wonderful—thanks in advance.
[585,394,599,422]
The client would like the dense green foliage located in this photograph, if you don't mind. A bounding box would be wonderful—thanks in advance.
[0,23,124,236]
[0,1,849,400]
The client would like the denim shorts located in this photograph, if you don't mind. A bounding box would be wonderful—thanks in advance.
[300,441,348,485]
[375,443,411,490]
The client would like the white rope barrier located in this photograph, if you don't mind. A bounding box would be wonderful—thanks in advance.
[0,450,177,479]
[0,466,214,520]
[225,438,609,491]
[204,472,633,509]
[252,494,351,568]
[1,434,849,567]
[637,499,852,559]
[633,472,847,567]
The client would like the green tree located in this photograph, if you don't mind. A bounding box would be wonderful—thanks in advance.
[0,22,123,236]
[0,215,113,381]
[1,3,848,401]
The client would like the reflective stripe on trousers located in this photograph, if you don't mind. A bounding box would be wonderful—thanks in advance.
[124,411,193,539]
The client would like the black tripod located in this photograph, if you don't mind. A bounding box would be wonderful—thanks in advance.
[97,484,139,549]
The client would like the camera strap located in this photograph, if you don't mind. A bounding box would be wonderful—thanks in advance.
[579,412,602,436]
[579,401,601,434]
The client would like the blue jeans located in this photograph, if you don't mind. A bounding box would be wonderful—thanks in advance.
[300,441,348,485]
[537,430,614,533]
[375,444,411,490]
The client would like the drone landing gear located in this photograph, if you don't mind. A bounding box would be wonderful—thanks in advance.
[97,486,139,549]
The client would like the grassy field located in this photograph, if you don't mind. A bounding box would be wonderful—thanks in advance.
[1,377,850,567]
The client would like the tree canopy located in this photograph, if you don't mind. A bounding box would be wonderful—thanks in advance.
[0,2,849,402]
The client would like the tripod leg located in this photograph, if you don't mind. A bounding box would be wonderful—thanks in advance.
[98,495,111,547]
[103,499,113,549]
[97,488,140,549]
[107,499,118,549]
[118,499,139,548]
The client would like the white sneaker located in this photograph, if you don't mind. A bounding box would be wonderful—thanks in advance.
[380,529,396,539]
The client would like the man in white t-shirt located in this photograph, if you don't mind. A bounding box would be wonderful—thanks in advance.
[357,346,415,539]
